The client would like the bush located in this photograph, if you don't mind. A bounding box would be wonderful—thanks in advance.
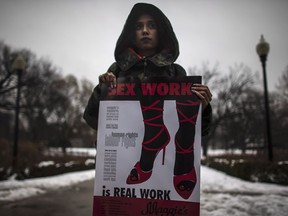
[22,157,95,179]
[202,151,288,185]
[0,139,95,181]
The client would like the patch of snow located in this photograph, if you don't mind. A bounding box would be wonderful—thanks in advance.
[85,159,95,166]
[64,161,76,167]
[38,161,55,168]
[0,170,95,201]
[200,166,288,216]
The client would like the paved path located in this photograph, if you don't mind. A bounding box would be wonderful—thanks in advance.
[0,179,94,216]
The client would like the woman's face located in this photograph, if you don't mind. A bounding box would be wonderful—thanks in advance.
[134,14,158,56]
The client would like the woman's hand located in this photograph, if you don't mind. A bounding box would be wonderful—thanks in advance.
[98,72,117,88]
[191,84,212,110]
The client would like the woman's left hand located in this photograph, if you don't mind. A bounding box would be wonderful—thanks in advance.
[191,84,212,110]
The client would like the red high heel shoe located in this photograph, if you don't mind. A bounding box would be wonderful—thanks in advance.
[173,167,197,200]
[126,162,152,184]
[126,100,170,184]
[173,99,200,199]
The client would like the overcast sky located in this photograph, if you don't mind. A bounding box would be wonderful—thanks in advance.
[1,0,287,90]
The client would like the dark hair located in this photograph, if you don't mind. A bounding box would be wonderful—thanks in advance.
[115,3,179,61]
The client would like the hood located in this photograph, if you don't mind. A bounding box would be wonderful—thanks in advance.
[114,3,179,71]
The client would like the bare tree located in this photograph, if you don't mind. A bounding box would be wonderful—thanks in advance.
[189,62,267,155]
[273,66,288,148]
[188,62,219,156]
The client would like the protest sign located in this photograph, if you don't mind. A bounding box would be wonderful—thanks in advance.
[93,76,202,216]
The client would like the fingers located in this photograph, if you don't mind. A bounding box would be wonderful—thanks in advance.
[191,84,212,110]
[99,72,117,88]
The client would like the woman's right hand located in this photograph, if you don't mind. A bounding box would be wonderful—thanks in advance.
[98,72,117,88]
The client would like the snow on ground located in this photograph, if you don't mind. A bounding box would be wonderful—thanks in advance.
[200,166,288,216]
[44,147,96,157]
[0,166,287,215]
[0,170,95,202]
[1,148,288,215]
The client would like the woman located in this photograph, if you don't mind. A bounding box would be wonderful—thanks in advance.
[84,3,212,199]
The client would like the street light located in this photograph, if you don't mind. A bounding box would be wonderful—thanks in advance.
[256,35,273,162]
[11,53,26,174]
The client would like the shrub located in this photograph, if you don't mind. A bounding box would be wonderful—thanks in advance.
[202,151,288,185]
[0,139,95,180]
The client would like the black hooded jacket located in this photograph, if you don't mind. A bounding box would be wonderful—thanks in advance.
[83,3,212,135]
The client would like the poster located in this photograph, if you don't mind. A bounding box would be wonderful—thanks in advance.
[93,76,202,216]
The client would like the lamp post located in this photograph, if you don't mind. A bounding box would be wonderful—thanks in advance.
[11,53,26,173]
[256,35,273,162]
